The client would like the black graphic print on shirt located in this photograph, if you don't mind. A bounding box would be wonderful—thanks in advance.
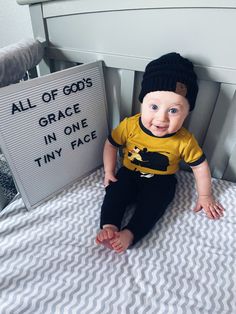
[128,146,170,171]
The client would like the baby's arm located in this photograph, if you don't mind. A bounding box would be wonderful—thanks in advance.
[191,160,224,219]
[103,139,118,187]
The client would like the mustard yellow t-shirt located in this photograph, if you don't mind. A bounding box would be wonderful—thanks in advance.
[108,114,205,175]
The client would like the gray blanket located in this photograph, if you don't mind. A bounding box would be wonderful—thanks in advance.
[0,169,235,314]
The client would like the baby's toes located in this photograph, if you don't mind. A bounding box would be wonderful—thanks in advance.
[111,239,123,252]
[97,230,107,242]
[96,234,103,243]
[114,246,124,253]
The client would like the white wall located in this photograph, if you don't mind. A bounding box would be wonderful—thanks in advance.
[0,0,33,48]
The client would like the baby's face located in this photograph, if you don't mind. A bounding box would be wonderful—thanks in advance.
[141,91,189,137]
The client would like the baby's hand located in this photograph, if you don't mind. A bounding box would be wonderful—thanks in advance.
[104,171,117,187]
[193,195,224,219]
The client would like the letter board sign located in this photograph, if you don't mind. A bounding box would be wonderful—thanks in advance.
[0,61,108,209]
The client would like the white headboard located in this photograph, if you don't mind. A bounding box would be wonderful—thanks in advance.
[18,0,236,182]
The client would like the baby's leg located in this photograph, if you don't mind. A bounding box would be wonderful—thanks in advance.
[96,224,119,249]
[125,175,177,245]
[100,168,137,229]
[110,229,134,253]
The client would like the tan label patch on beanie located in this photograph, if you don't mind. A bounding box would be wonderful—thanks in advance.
[175,82,187,97]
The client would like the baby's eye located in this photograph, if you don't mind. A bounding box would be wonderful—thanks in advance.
[150,104,158,110]
[169,108,178,114]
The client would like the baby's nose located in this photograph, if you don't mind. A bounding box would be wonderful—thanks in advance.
[156,110,168,122]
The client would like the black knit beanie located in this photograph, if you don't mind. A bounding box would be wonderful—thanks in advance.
[139,52,198,111]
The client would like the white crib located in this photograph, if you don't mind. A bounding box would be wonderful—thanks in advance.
[0,1,235,313]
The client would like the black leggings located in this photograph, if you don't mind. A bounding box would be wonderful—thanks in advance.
[100,167,177,245]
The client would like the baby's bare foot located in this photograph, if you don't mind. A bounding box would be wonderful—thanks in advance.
[95,225,118,249]
[110,229,134,253]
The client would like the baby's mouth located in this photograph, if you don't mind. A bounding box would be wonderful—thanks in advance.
[154,125,168,130]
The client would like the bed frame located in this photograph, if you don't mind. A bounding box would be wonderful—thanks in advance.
[17,0,236,183]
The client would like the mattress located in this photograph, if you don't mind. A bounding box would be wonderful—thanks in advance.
[0,168,235,314]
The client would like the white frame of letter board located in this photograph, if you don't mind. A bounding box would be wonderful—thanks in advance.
[0,61,108,210]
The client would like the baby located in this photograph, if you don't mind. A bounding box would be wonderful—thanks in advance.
[96,52,224,253]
